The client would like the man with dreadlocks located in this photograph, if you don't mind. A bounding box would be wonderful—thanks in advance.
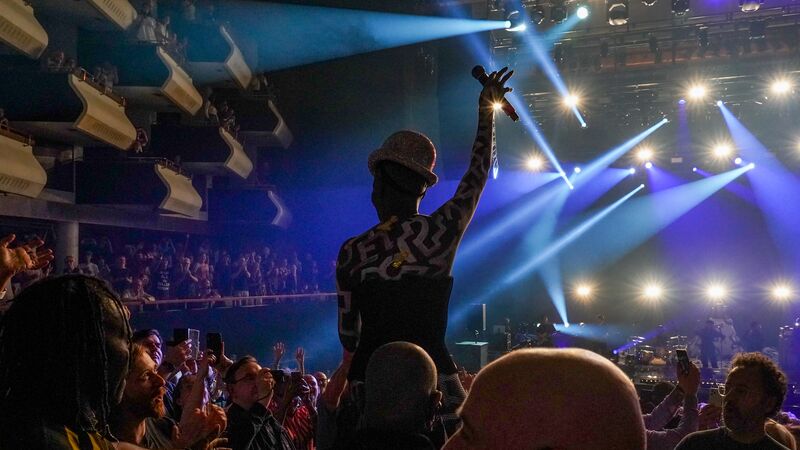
[335,67,514,433]
[0,275,132,449]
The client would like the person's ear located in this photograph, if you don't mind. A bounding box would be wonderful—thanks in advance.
[429,390,443,417]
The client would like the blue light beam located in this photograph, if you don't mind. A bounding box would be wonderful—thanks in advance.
[506,93,573,189]
[516,14,586,127]
[718,103,800,272]
[479,184,645,302]
[558,165,753,275]
[230,2,510,71]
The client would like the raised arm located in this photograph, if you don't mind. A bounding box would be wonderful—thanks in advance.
[431,68,514,234]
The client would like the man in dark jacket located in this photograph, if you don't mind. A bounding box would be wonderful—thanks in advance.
[225,356,295,450]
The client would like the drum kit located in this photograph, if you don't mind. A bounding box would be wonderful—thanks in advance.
[620,334,689,367]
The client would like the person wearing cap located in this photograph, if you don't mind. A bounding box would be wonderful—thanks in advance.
[335,67,514,427]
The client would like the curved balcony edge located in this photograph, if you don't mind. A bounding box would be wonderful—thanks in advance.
[86,0,138,30]
[154,163,203,217]
[156,47,203,115]
[0,132,47,198]
[0,0,49,58]
[219,127,253,179]
[220,25,253,90]
[69,73,137,150]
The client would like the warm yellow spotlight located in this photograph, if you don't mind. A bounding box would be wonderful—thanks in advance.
[713,143,733,158]
[636,147,654,162]
[770,79,793,96]
[563,94,580,108]
[575,283,593,300]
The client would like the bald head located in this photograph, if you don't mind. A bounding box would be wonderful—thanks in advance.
[363,342,440,432]
[444,348,645,450]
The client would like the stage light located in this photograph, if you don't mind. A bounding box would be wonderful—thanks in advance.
[530,4,546,24]
[642,283,664,300]
[749,20,766,39]
[716,100,723,107]
[739,0,763,11]
[688,84,707,100]
[574,166,582,174]
[576,5,590,19]
[526,155,546,171]
[607,0,629,26]
[770,283,794,301]
[629,167,636,175]
[734,157,743,165]
[575,283,593,299]
[770,79,793,96]
[505,10,527,32]
[551,0,568,23]
[645,161,653,169]
[692,167,698,172]
[672,0,689,15]
[642,0,658,6]
[563,94,580,108]
[705,283,728,301]
[713,143,733,158]
[636,147,654,162]
[747,162,756,169]
[492,102,503,111]
[678,99,687,105]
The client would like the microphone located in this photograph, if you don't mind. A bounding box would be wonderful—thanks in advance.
[471,65,519,121]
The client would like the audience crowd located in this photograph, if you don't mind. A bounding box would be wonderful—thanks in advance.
[1,233,799,450]
[3,232,333,303]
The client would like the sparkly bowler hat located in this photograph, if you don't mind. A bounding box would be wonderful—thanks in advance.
[368,130,438,187]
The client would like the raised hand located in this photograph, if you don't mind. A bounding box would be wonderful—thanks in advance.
[0,234,54,280]
[273,341,285,368]
[479,67,514,108]
[204,404,227,437]
[677,361,701,396]
[295,347,305,375]
[172,407,208,448]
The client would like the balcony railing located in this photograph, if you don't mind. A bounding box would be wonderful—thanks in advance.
[124,292,336,312]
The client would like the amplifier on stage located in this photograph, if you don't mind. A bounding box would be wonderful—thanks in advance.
[454,340,488,373]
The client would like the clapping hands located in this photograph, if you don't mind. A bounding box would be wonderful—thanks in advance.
[0,234,54,281]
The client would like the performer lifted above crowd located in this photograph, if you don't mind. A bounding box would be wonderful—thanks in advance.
[335,67,514,420]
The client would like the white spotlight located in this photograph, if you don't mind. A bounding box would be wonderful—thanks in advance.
[688,84,707,100]
[645,162,654,169]
[642,283,664,300]
[492,102,503,112]
[716,100,723,107]
[564,94,580,108]
[526,155,545,171]
[573,166,582,174]
[747,162,756,169]
[734,157,743,165]
[576,5,590,19]
[771,284,794,301]
[705,283,728,301]
[713,143,733,158]
[575,284,593,299]
[628,167,636,175]
[636,147,654,162]
[771,79,793,96]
